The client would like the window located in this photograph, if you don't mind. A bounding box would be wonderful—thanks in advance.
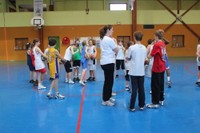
[110,4,127,11]
[15,38,28,50]
[172,35,184,48]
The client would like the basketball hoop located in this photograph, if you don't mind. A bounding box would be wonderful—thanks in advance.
[31,16,44,30]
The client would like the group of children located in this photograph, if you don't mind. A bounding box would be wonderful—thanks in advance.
[26,38,97,99]
[101,29,172,111]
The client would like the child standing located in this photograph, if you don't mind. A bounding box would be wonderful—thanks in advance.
[26,43,37,84]
[87,39,97,81]
[126,31,147,111]
[147,30,166,108]
[79,40,89,86]
[64,44,74,84]
[46,39,66,99]
[32,39,47,90]
[71,40,81,82]
[115,40,125,78]
[124,41,133,91]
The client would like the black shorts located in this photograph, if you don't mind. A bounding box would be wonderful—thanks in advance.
[198,66,200,71]
[64,61,72,73]
[116,60,125,70]
[125,70,130,81]
[73,60,81,68]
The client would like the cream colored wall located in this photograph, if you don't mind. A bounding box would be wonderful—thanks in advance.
[1,9,199,27]
[137,0,200,10]
[1,11,132,27]
[0,13,4,26]
[137,10,200,24]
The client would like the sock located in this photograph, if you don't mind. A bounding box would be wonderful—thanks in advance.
[167,76,170,82]
[48,90,52,94]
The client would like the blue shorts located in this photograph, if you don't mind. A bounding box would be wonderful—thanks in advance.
[165,54,170,69]
[81,60,88,70]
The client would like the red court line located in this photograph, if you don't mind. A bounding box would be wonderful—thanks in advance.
[76,86,86,133]
[184,64,197,76]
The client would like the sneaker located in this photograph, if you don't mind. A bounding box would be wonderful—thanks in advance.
[102,100,115,106]
[79,80,85,86]
[112,92,117,96]
[92,77,96,81]
[47,92,54,99]
[29,80,34,83]
[167,81,171,88]
[115,75,119,78]
[83,80,87,83]
[76,77,80,81]
[55,93,65,99]
[125,86,130,91]
[146,104,159,109]
[139,106,145,111]
[68,80,74,84]
[73,77,76,82]
[38,84,46,90]
[109,98,115,102]
[87,77,92,81]
[33,81,38,86]
[159,101,164,106]
[129,108,135,112]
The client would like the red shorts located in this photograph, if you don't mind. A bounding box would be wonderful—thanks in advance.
[36,68,46,73]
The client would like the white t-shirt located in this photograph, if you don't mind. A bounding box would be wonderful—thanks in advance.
[100,36,117,65]
[64,46,72,61]
[127,44,147,76]
[116,45,125,60]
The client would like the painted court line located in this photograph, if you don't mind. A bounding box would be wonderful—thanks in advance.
[76,86,86,133]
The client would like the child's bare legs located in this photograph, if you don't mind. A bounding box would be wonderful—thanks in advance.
[79,69,87,85]
[166,69,171,88]
[47,78,65,99]
[91,70,95,80]
[37,72,46,89]
[30,71,33,81]
[33,71,37,81]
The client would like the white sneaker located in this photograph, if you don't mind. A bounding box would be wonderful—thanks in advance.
[55,93,65,99]
[47,92,54,99]
[79,80,85,86]
[112,92,117,96]
[159,101,164,106]
[102,100,115,106]
[68,80,74,84]
[109,98,115,102]
[38,84,46,89]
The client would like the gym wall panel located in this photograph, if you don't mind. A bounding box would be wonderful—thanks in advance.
[3,11,132,27]
[0,13,4,27]
[137,10,200,24]
[0,27,6,60]
[137,24,200,57]
[2,27,39,60]
[43,11,132,26]
[0,24,132,60]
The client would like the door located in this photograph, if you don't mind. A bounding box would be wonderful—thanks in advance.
[48,36,60,52]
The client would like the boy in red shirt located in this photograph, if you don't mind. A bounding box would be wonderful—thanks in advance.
[147,30,166,108]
